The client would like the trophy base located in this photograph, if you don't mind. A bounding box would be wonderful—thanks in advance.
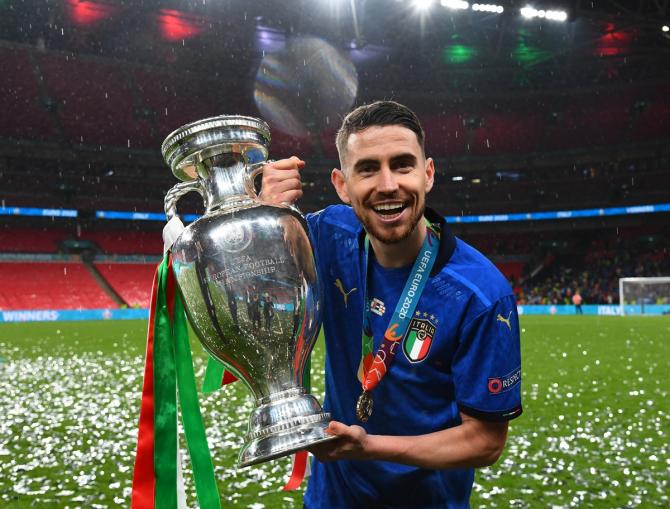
[238,388,337,467]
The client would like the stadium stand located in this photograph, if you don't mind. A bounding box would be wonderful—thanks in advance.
[0,228,68,253]
[517,227,670,305]
[36,52,154,148]
[0,47,56,141]
[0,262,118,310]
[95,263,156,307]
[0,36,668,313]
[78,230,163,255]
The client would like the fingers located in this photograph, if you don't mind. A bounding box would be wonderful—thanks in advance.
[325,421,347,436]
[263,168,302,186]
[259,187,303,205]
[260,156,304,205]
[268,156,305,171]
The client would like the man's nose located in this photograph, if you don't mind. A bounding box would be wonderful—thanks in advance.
[376,166,398,193]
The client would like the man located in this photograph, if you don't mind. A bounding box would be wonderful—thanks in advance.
[572,289,583,314]
[261,101,522,508]
[263,291,275,330]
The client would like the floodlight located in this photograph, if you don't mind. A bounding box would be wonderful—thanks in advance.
[441,0,469,10]
[472,4,504,13]
[520,5,568,22]
[520,6,535,18]
[413,0,435,11]
[662,25,669,32]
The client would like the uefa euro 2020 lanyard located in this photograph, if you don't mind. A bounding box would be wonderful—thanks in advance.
[356,222,439,422]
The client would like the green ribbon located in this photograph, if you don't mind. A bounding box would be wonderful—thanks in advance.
[153,256,178,509]
[202,356,226,394]
[173,286,221,509]
[153,254,221,509]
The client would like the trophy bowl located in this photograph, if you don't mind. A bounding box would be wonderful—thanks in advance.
[161,115,335,467]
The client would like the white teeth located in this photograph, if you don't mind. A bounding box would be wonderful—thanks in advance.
[373,202,405,212]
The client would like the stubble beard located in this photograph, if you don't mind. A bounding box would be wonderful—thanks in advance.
[357,201,425,245]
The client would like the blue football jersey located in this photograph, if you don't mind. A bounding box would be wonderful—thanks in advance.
[304,205,522,509]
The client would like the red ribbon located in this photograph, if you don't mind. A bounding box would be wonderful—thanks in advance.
[131,267,159,509]
[283,450,309,491]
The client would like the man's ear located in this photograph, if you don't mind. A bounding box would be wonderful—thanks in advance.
[425,157,435,194]
[331,168,351,204]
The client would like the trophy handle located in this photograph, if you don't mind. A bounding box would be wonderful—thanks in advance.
[244,160,275,201]
[165,180,203,221]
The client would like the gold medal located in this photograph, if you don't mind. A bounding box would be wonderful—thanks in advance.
[355,391,373,422]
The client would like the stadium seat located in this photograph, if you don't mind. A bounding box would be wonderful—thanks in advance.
[0,228,67,253]
[0,47,56,141]
[36,53,154,147]
[77,230,163,255]
[95,263,156,307]
[0,262,117,310]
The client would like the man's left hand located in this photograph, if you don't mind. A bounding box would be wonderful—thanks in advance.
[308,421,369,462]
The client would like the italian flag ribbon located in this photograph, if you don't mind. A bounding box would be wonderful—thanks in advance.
[131,253,221,509]
[201,352,312,491]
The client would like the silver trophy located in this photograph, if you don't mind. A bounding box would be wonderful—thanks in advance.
[161,115,334,467]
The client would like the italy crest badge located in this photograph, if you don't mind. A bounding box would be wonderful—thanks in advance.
[403,316,436,363]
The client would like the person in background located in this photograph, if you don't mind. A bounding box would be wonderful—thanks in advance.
[572,289,583,315]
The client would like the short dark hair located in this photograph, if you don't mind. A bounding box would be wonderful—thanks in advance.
[335,101,425,165]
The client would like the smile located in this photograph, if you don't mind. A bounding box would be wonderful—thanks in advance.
[372,202,407,215]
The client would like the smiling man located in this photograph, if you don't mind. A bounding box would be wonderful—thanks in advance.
[261,101,522,508]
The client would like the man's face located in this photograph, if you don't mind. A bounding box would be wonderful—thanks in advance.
[331,125,434,244]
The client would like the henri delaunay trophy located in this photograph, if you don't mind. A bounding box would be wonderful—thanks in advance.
[160,115,334,467]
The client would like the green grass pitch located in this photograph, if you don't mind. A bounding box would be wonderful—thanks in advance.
[1,316,669,508]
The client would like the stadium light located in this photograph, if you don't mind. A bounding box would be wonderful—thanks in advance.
[520,6,568,21]
[472,3,504,13]
[440,0,469,10]
[663,25,669,32]
[413,0,435,11]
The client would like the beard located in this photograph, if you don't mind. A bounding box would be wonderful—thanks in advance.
[355,201,425,245]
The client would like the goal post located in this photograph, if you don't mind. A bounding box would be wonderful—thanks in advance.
[619,277,670,316]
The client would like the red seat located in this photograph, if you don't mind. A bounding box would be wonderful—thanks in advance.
[37,53,154,147]
[0,262,117,310]
[0,228,67,253]
[78,230,163,255]
[95,263,156,307]
[0,48,56,141]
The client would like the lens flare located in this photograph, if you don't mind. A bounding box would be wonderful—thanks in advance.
[254,37,358,138]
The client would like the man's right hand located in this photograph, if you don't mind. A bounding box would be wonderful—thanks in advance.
[259,156,305,206]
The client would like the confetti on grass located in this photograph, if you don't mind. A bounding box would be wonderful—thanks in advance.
[1,317,669,508]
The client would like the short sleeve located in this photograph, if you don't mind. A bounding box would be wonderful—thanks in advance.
[305,211,320,247]
[305,210,326,281]
[452,294,523,421]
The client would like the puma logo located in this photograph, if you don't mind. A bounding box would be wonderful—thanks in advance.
[334,278,357,308]
[496,311,512,330]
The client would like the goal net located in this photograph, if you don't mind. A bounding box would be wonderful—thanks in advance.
[619,277,670,316]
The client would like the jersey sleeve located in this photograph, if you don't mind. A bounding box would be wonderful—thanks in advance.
[452,294,523,421]
[305,211,321,247]
[305,210,327,282]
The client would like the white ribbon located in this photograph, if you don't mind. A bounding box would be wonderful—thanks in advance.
[163,216,186,254]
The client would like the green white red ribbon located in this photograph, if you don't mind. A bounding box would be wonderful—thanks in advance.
[131,254,221,508]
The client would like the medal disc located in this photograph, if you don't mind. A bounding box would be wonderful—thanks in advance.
[356,391,373,422]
